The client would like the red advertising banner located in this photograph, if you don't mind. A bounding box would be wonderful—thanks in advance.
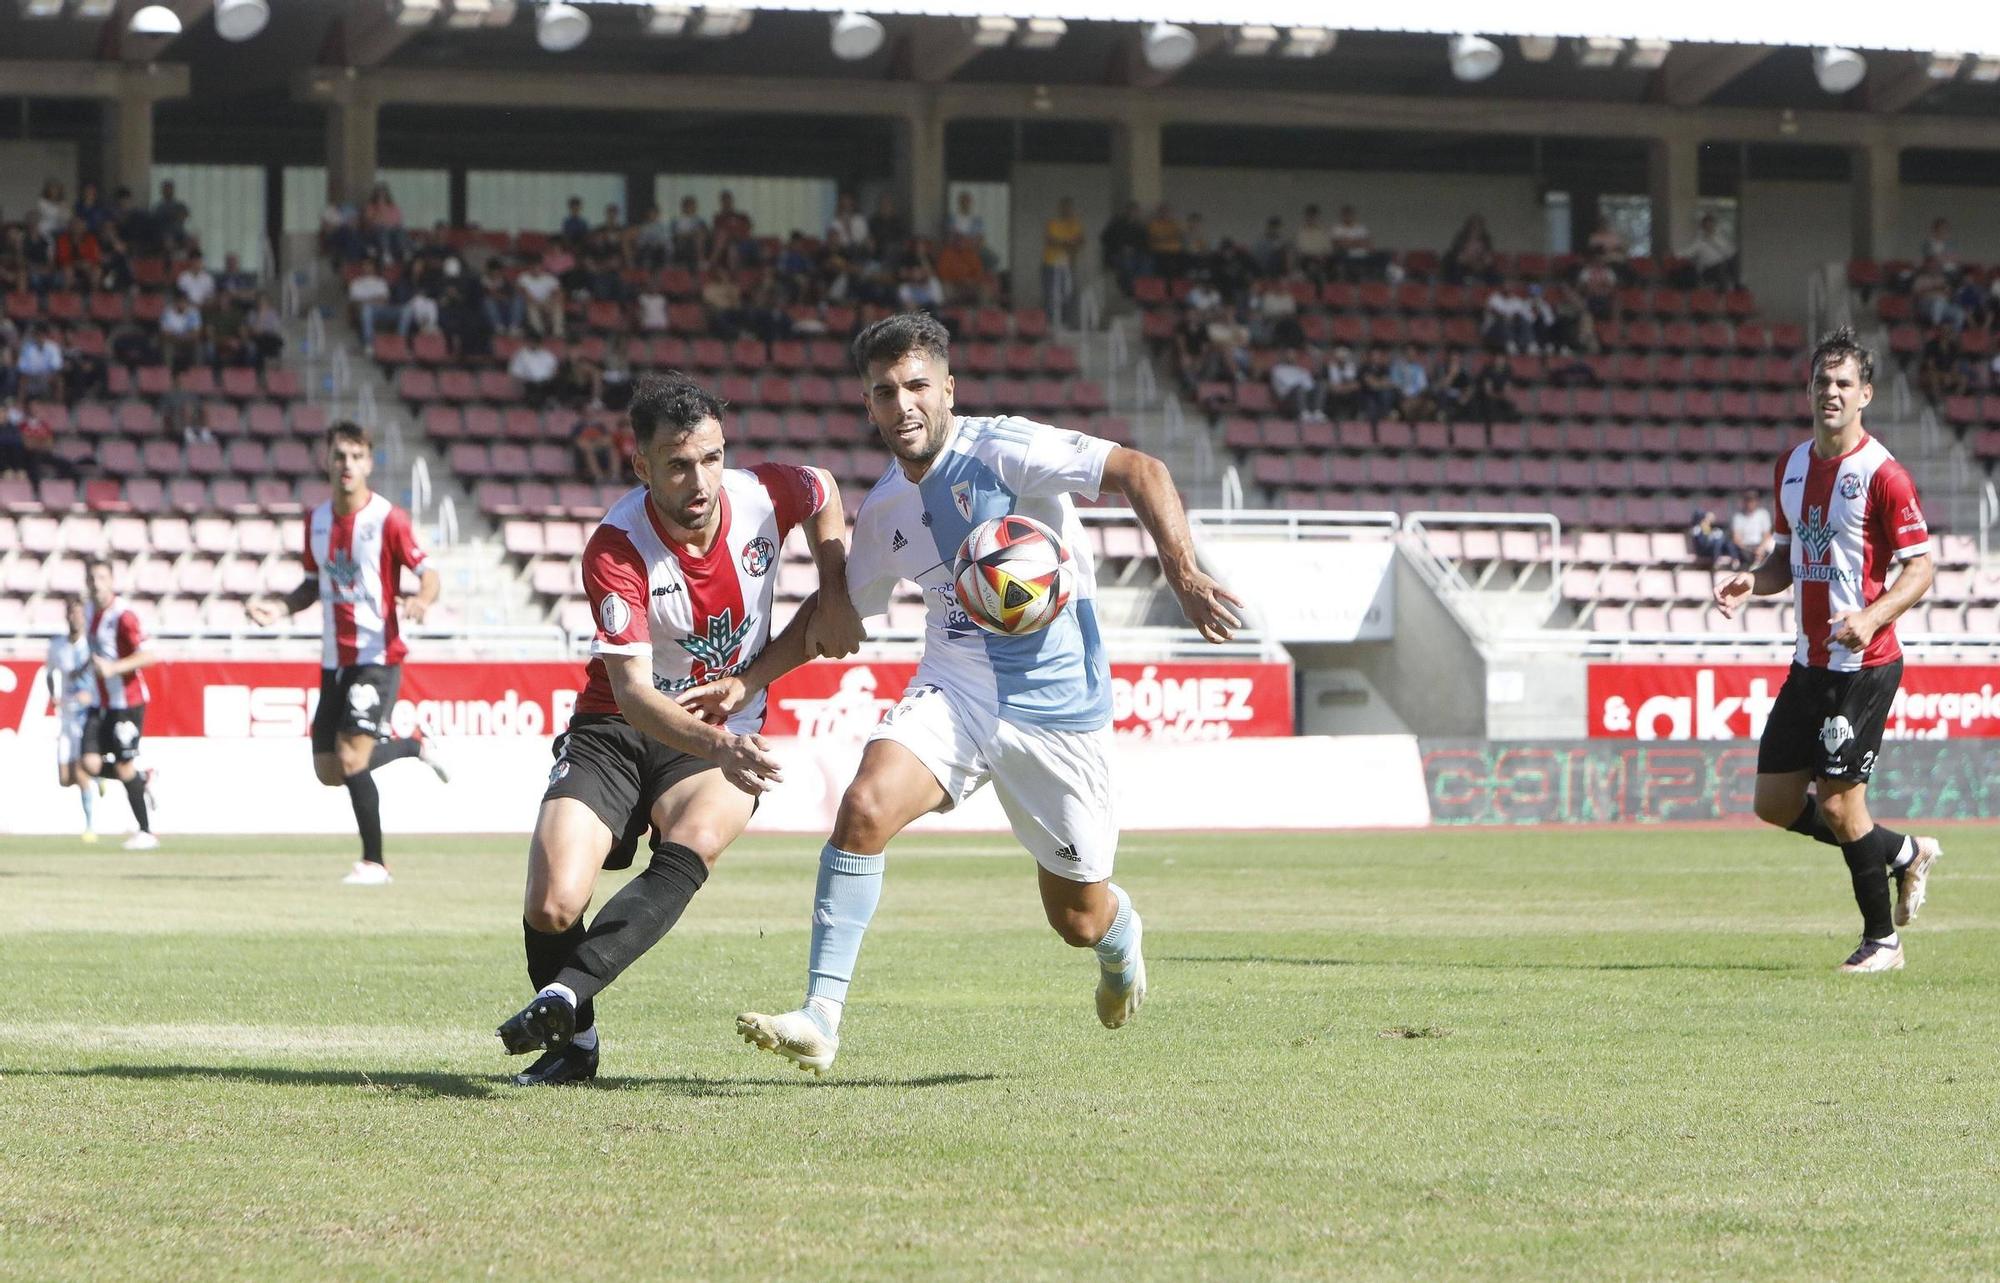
[1,658,1293,740]
[1588,663,2000,741]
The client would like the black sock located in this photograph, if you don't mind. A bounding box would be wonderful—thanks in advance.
[1840,826,1903,941]
[1785,797,1842,846]
[347,770,384,865]
[1878,825,1912,869]
[524,917,594,1032]
[555,841,710,1004]
[369,738,421,771]
[123,775,150,833]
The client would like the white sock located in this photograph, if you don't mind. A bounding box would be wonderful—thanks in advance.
[1869,932,1900,947]
[570,1025,598,1051]
[806,994,843,1036]
[538,983,579,1009]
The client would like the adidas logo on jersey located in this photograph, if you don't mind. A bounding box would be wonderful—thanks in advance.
[891,530,908,551]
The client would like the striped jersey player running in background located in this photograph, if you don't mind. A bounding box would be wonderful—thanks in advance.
[46,596,99,842]
[79,559,159,849]
[249,422,447,885]
[1715,327,1943,972]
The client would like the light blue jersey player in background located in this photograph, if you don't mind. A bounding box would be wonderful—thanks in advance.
[46,596,99,842]
[729,311,1242,1074]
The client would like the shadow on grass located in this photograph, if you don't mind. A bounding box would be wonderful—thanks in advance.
[14,1063,1001,1099]
[1163,954,1797,974]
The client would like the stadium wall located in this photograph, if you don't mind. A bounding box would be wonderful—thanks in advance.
[0,140,78,225]
[1738,180,1850,323]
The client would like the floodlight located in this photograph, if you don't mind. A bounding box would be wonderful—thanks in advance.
[18,0,64,16]
[128,4,181,36]
[536,1,588,52]
[1813,46,1867,94]
[391,0,442,27]
[1575,36,1624,68]
[644,3,689,35]
[829,11,884,61]
[446,0,492,28]
[1231,25,1279,56]
[1626,38,1671,70]
[1141,22,1197,72]
[969,16,1015,48]
[1448,34,1502,82]
[214,0,270,41]
[695,4,751,37]
[1281,27,1335,59]
[73,0,120,16]
[1967,55,2000,82]
[1516,35,1558,62]
[1017,18,1066,50]
[1925,52,1964,80]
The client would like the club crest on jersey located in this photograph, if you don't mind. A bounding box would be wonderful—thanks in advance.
[1820,715,1854,755]
[1839,473,1862,500]
[741,536,775,578]
[1796,505,1836,564]
[952,481,974,521]
[679,608,756,670]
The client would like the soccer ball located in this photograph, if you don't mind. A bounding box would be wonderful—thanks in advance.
[952,514,1074,636]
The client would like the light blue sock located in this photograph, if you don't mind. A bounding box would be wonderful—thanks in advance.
[1093,883,1137,983]
[78,782,95,831]
[803,843,884,1035]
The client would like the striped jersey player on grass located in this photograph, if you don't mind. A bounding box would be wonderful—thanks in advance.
[1714,327,1943,973]
[728,310,1244,1075]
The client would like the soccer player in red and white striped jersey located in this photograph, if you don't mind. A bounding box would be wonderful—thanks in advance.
[250,422,446,885]
[1715,328,1942,973]
[495,372,864,1086]
[78,559,159,850]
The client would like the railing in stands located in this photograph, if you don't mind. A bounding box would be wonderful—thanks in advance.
[1982,480,1998,562]
[303,308,326,364]
[409,455,431,526]
[1132,355,1158,409]
[1219,464,1243,511]
[156,625,577,658]
[1401,510,1564,638]
[436,495,459,550]
[1077,280,1103,333]
[328,341,352,401]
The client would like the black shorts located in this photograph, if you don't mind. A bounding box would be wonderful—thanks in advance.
[312,665,402,754]
[85,706,146,765]
[542,714,717,870]
[1757,660,1902,783]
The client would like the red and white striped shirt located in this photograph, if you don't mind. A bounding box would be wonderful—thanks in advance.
[1772,433,1931,671]
[85,596,150,709]
[301,492,430,669]
[577,465,825,730]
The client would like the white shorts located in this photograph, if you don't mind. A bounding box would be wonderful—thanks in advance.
[56,707,88,767]
[867,681,1118,883]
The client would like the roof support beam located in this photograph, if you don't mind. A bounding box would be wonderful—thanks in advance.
[1866,53,1942,114]
[335,0,432,69]
[895,19,988,84]
[0,58,190,100]
[1658,44,1771,106]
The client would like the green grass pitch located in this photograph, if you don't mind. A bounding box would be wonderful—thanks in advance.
[2,826,1997,1280]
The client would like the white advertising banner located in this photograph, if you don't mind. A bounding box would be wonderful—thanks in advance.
[1197,540,1396,642]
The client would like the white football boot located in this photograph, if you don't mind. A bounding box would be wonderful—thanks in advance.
[736,1009,839,1076]
[1095,911,1148,1029]
[1893,836,1942,927]
[342,860,393,886]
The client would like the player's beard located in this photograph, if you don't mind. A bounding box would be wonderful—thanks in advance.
[885,410,948,466]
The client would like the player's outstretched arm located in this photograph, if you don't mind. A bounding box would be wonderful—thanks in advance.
[604,651,783,795]
[800,468,864,659]
[248,578,319,627]
[1098,446,1244,643]
[1832,552,1933,651]
[1712,548,1793,618]
[678,593,823,725]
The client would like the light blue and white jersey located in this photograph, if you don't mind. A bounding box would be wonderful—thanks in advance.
[848,415,1115,732]
[46,633,93,714]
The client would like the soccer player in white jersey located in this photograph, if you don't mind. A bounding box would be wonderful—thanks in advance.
[248,422,446,885]
[734,311,1243,1075]
[494,373,864,1086]
[77,559,159,849]
[1715,328,1942,973]
[46,596,99,842]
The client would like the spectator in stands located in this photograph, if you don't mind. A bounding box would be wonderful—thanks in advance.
[1332,204,1380,282]
[14,325,63,401]
[216,251,258,310]
[934,232,989,307]
[52,216,102,292]
[1432,349,1473,422]
[0,397,24,476]
[1251,277,1302,348]
[400,282,441,339]
[346,255,398,345]
[1679,214,1739,290]
[1482,280,1535,353]
[15,397,77,483]
[1041,196,1086,327]
[1912,258,1964,330]
[1918,325,1968,406]
[73,181,110,237]
[0,226,27,298]
[1921,217,1956,273]
[1546,281,1597,355]
[1268,347,1326,422]
[35,180,68,241]
[364,183,407,261]
[635,277,668,331]
[177,249,217,311]
[1688,508,1743,567]
[1575,253,1618,319]
[109,320,158,369]
[560,196,589,245]
[320,196,363,264]
[1443,214,1496,285]
[111,186,154,255]
[440,272,492,361]
[1100,200,1150,290]
[1586,218,1628,278]
[153,181,191,252]
[1249,215,1288,279]
[870,192,910,264]
[948,191,993,268]
[516,253,565,339]
[699,266,745,339]
[158,296,205,372]
[1323,345,1360,419]
[1146,203,1185,280]
[572,412,618,484]
[207,296,254,371]
[509,330,561,409]
[480,263,523,336]
[1356,346,1397,422]
[1291,204,1333,282]
[582,223,626,301]
[1182,213,1216,280]
[630,202,670,269]
[1524,284,1558,354]
[1389,342,1434,421]
[710,190,754,267]
[1730,488,1774,565]
[598,202,624,240]
[1198,306,1252,388]
[827,191,872,258]
[248,294,284,367]
[740,269,793,345]
[1469,352,1518,424]
[668,196,709,268]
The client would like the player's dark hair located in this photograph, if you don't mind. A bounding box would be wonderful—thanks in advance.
[326,420,372,450]
[1809,325,1875,387]
[851,310,951,377]
[628,371,726,447]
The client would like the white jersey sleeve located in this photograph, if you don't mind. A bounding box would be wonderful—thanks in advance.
[974,416,1116,502]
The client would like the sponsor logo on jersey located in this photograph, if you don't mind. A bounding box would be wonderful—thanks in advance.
[653,583,682,597]
[1796,505,1836,564]
[326,550,365,599]
[678,608,756,671]
[1839,473,1862,500]
[599,593,632,636]
[348,682,381,713]
[1820,714,1854,756]
[741,535,776,578]
[549,759,570,785]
